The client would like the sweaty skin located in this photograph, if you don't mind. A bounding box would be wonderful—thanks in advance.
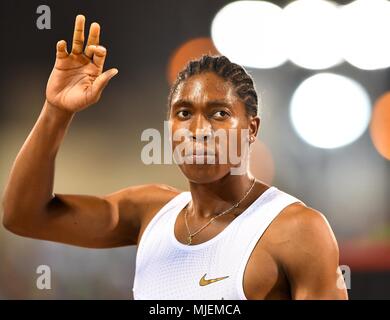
[2,15,348,300]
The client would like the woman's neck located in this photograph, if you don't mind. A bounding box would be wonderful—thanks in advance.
[187,173,256,219]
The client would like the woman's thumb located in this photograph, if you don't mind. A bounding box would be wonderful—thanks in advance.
[91,68,118,100]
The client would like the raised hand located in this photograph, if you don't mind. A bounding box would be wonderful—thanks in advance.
[46,15,118,113]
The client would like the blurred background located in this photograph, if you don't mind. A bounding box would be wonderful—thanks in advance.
[0,0,389,299]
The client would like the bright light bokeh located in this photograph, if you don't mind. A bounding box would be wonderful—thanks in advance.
[166,37,219,85]
[290,73,371,149]
[370,92,390,160]
[249,139,275,185]
[211,1,286,69]
[211,0,390,71]
[340,0,390,70]
[283,0,343,70]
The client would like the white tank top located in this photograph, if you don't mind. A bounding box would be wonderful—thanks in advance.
[132,186,305,300]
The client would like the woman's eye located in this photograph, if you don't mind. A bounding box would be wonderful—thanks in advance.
[177,110,191,119]
[213,110,230,119]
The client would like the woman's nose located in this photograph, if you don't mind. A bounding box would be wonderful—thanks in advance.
[190,115,212,141]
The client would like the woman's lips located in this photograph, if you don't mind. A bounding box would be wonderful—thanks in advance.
[183,154,217,164]
[183,143,216,156]
[178,143,218,164]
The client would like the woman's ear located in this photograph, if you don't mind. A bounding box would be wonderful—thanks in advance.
[249,116,261,142]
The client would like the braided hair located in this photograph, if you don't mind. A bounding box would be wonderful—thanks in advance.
[167,55,259,118]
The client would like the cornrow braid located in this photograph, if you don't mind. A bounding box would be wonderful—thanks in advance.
[167,55,259,118]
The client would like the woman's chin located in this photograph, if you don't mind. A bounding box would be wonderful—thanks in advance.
[179,164,231,184]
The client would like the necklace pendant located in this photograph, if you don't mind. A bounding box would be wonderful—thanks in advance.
[187,235,192,245]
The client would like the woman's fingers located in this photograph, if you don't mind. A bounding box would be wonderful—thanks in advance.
[71,15,85,54]
[70,16,105,64]
[67,16,109,75]
[89,45,107,70]
[84,22,100,58]
[56,40,68,59]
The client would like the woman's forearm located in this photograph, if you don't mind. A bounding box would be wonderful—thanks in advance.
[2,100,74,227]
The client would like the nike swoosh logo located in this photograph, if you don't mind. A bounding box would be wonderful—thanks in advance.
[199,273,229,286]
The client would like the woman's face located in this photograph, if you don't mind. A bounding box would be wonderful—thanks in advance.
[169,71,260,184]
